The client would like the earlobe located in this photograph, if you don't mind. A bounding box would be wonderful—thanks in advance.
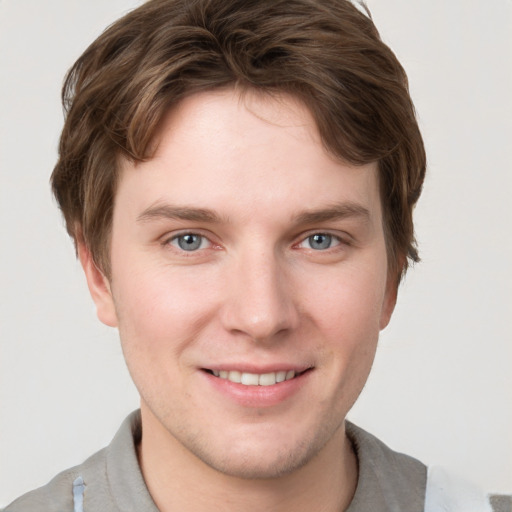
[77,242,118,327]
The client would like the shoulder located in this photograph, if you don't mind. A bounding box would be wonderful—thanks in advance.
[2,411,144,512]
[2,448,107,512]
[345,421,427,512]
[346,421,427,479]
[345,422,499,512]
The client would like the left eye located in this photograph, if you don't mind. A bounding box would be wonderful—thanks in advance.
[170,233,210,252]
[300,233,340,251]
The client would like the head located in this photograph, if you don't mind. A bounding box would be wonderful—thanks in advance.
[52,0,425,285]
[51,0,426,481]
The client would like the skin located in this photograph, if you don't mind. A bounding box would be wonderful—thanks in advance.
[80,88,397,512]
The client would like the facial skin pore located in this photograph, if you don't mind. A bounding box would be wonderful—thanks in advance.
[80,89,397,512]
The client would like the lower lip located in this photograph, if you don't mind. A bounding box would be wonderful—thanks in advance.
[201,370,312,408]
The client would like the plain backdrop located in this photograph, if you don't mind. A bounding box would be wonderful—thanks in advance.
[1,0,511,506]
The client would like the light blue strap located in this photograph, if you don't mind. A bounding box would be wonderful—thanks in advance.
[425,466,492,512]
[72,476,85,512]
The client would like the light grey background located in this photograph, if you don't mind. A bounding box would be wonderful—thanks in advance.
[1,0,511,505]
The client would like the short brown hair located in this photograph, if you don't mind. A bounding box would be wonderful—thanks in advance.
[52,0,426,282]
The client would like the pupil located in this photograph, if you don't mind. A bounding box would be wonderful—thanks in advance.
[310,234,331,250]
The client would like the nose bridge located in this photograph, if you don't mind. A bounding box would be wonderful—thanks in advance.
[221,243,299,341]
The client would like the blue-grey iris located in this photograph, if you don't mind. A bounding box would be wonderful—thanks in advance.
[309,233,332,250]
[177,234,202,251]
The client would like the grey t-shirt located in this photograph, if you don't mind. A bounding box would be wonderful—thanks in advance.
[4,411,427,511]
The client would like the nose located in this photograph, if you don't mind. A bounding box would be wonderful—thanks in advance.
[219,249,300,343]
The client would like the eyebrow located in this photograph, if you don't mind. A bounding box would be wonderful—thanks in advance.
[136,201,371,226]
[137,204,225,224]
[293,202,371,225]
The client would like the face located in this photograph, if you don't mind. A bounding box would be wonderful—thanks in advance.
[83,89,396,479]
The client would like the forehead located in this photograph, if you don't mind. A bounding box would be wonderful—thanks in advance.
[116,88,382,225]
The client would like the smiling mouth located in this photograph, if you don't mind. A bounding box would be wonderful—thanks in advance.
[203,368,311,386]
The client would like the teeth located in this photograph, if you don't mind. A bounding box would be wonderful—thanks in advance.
[228,370,241,383]
[241,373,259,385]
[212,370,297,386]
[258,373,276,386]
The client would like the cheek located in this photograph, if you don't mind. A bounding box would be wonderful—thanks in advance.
[110,263,223,404]
[111,261,221,354]
[306,264,387,341]
[298,267,385,418]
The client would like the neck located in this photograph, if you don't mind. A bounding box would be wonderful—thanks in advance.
[137,405,358,512]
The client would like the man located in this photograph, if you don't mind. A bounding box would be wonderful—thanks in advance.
[3,0,493,510]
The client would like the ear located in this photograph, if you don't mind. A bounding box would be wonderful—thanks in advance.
[380,253,406,330]
[379,278,398,330]
[77,241,118,327]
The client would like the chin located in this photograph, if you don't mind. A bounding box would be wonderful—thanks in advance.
[181,422,339,480]
[198,445,313,480]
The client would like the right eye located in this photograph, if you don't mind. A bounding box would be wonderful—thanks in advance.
[169,233,211,252]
